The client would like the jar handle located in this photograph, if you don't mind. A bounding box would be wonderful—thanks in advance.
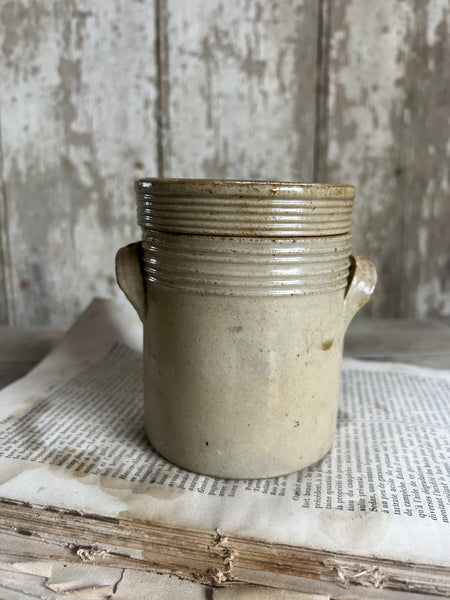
[343,254,377,326]
[115,242,146,322]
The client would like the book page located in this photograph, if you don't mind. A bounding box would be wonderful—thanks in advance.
[0,299,448,567]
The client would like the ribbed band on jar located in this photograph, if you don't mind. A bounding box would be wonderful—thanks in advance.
[136,179,354,237]
[141,230,352,296]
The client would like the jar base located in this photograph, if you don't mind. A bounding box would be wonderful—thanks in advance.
[146,432,335,481]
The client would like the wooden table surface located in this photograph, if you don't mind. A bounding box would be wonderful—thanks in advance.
[0,318,449,599]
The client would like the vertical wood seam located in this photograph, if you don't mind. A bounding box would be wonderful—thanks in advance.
[313,0,331,183]
[0,102,14,326]
[155,0,170,178]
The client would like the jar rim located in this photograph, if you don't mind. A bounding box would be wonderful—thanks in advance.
[135,178,355,199]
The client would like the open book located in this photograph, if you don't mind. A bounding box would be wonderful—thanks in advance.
[0,299,448,598]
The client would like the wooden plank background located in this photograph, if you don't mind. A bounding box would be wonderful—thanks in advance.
[1,0,449,326]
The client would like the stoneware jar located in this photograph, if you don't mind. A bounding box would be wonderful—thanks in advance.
[116,179,376,479]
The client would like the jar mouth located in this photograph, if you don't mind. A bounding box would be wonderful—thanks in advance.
[135,178,355,200]
[135,178,355,237]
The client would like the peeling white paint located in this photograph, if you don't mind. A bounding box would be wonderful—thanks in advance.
[326,0,414,254]
[440,170,449,194]
[1,0,157,326]
[418,226,428,259]
[326,0,450,317]
[426,0,448,46]
[164,0,318,181]
[416,277,448,318]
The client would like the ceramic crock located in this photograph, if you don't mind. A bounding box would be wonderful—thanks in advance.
[116,179,376,479]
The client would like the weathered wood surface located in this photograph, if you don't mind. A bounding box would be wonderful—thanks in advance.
[0,173,11,326]
[1,0,449,326]
[345,316,450,369]
[321,0,450,318]
[159,0,318,181]
[0,0,157,327]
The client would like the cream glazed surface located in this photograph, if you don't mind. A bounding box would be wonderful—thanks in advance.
[117,179,376,479]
